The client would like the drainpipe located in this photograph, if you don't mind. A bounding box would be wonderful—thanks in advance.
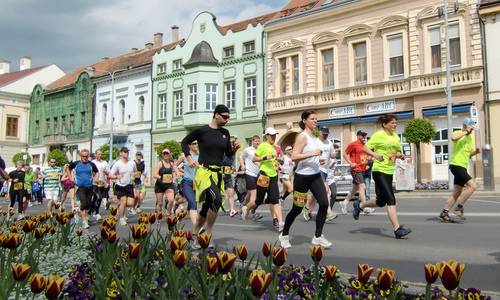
[261,30,267,131]
[149,63,154,186]
[478,1,491,145]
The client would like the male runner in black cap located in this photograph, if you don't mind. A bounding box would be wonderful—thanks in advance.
[181,104,240,248]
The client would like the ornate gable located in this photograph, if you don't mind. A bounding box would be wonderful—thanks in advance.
[270,39,306,54]
[376,15,408,32]
[312,31,341,45]
[342,24,374,39]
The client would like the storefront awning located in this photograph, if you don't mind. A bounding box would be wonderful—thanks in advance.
[318,111,414,127]
[422,104,471,117]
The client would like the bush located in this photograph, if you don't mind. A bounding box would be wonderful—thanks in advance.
[98,144,119,161]
[12,152,31,165]
[47,149,69,167]
[156,140,182,159]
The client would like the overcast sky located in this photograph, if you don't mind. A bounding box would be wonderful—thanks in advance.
[0,0,286,73]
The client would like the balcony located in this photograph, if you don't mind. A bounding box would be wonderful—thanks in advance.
[44,134,67,145]
[266,66,483,113]
[96,124,128,136]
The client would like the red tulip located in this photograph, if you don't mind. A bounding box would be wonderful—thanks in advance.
[173,250,188,269]
[325,265,338,282]
[170,237,187,252]
[357,264,374,285]
[100,228,109,240]
[206,256,219,275]
[128,242,140,259]
[75,228,83,236]
[185,230,193,241]
[11,263,32,281]
[272,247,287,267]
[138,216,149,225]
[309,245,323,263]
[156,211,163,220]
[377,268,396,291]
[109,206,118,216]
[236,244,248,261]
[166,214,178,228]
[437,260,465,291]
[262,241,271,257]
[29,273,47,294]
[45,275,64,300]
[2,232,23,249]
[216,251,237,274]
[106,230,118,244]
[249,269,272,297]
[424,263,439,284]
[102,217,117,229]
[22,220,37,233]
[148,213,157,224]
[173,229,186,238]
[34,227,46,239]
[197,232,212,249]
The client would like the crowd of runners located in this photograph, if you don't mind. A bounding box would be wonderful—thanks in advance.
[0,104,480,249]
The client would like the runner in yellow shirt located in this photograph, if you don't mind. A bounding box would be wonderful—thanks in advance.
[439,118,480,222]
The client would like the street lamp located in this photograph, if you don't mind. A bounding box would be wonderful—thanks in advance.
[85,66,132,163]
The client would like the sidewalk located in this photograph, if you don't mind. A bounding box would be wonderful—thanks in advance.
[395,189,500,197]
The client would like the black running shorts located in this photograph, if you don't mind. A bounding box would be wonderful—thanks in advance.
[449,165,472,187]
[372,171,396,207]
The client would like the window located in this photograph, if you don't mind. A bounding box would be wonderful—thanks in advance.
[46,118,50,135]
[322,49,334,89]
[279,58,287,95]
[205,84,217,110]
[61,116,66,133]
[429,27,441,71]
[243,41,255,54]
[53,117,58,133]
[188,84,198,111]
[6,116,18,137]
[173,59,182,71]
[292,55,299,94]
[158,94,167,119]
[224,81,236,109]
[157,63,166,74]
[353,42,367,84]
[174,91,183,117]
[388,34,404,77]
[223,46,234,58]
[69,114,75,133]
[138,96,145,122]
[32,154,40,165]
[449,23,461,66]
[35,120,39,138]
[102,104,108,125]
[245,77,257,107]
[80,112,86,132]
[119,100,125,125]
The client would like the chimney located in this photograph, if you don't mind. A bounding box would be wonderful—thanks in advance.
[131,47,139,52]
[20,56,31,71]
[101,57,110,61]
[171,25,179,43]
[0,59,10,75]
[145,42,154,50]
[153,32,163,47]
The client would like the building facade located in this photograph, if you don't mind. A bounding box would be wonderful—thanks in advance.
[265,0,484,182]
[151,12,275,162]
[0,59,65,166]
[479,0,500,184]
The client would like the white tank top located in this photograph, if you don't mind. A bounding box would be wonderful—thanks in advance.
[296,132,321,175]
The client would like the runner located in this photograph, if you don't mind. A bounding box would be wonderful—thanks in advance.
[108,147,137,226]
[242,128,284,231]
[60,164,76,212]
[8,161,26,220]
[302,127,338,222]
[223,136,238,217]
[69,149,99,229]
[42,158,62,215]
[439,118,480,222]
[178,140,199,228]
[132,151,147,214]
[153,148,177,215]
[352,114,412,239]
[90,149,108,220]
[340,130,375,215]
[239,135,261,221]
[31,167,43,205]
[24,165,35,209]
[279,146,294,202]
[181,104,240,246]
[279,110,333,249]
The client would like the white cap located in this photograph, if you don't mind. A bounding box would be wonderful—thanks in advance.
[264,127,278,135]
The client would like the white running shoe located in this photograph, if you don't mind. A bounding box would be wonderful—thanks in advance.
[278,222,285,233]
[135,207,142,213]
[326,211,338,222]
[82,221,90,229]
[101,198,107,209]
[363,207,375,215]
[119,217,127,226]
[241,206,248,220]
[311,235,333,248]
[279,234,291,249]
[28,202,33,208]
[302,207,311,221]
[340,199,349,215]
[128,208,137,216]
[17,213,25,220]
[94,214,102,221]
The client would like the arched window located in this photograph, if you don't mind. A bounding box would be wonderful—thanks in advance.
[119,100,125,125]
[138,96,145,122]
[102,104,108,125]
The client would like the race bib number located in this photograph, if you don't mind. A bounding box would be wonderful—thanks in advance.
[97,180,105,187]
[293,191,308,208]
[162,174,173,184]
[133,171,141,179]
[13,182,23,191]
[223,166,232,175]
[50,173,59,179]
[257,175,270,188]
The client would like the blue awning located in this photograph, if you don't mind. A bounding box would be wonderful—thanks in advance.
[318,111,414,127]
[422,104,471,117]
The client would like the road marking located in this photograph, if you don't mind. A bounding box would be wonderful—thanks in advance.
[215,223,263,228]
[470,199,500,205]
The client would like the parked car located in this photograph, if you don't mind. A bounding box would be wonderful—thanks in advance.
[333,163,352,199]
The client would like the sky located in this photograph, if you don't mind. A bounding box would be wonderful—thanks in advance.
[0,0,287,73]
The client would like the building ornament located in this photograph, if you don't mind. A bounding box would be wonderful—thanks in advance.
[311,31,342,46]
[270,39,306,54]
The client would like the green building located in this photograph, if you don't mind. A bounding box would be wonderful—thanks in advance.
[28,70,94,164]
[151,11,276,158]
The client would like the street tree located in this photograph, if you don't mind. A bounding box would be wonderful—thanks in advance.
[403,118,436,183]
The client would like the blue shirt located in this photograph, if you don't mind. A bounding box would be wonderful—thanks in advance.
[183,154,198,180]
[69,161,98,188]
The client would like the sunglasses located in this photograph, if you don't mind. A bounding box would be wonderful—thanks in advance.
[191,142,198,145]
[163,152,171,155]
[219,114,230,120]
[81,155,89,158]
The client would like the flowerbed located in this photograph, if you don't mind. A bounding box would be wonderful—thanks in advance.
[0,208,492,299]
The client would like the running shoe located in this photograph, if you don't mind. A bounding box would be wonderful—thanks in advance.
[394,226,412,239]
[229,209,238,217]
[251,213,263,221]
[326,211,338,222]
[119,217,127,226]
[363,207,375,215]
[17,213,25,221]
[128,208,137,216]
[82,221,90,229]
[439,210,451,222]
[278,222,284,233]
[94,214,102,221]
[135,207,143,214]
[302,207,312,222]
[279,234,291,249]
[191,239,201,250]
[454,206,464,218]
[273,218,279,230]
[311,235,333,248]
[352,200,361,220]
[340,199,348,215]
[241,206,248,220]
[28,202,33,208]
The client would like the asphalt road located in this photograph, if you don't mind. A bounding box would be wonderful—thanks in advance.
[21,193,500,293]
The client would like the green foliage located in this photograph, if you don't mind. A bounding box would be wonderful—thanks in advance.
[156,140,182,159]
[12,152,31,165]
[47,149,69,167]
[98,144,119,161]
[403,118,436,145]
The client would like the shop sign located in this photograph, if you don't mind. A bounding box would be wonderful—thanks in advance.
[365,100,395,114]
[328,105,356,118]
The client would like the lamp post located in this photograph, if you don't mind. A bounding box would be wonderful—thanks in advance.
[85,66,131,163]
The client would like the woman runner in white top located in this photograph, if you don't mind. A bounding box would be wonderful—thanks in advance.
[279,110,333,249]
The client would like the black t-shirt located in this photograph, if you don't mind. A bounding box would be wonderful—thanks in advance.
[181,125,235,167]
[9,169,25,192]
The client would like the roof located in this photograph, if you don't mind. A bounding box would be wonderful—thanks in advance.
[185,41,218,66]
[277,0,328,18]
[0,66,47,87]
[479,0,500,6]
[46,40,183,92]
[217,11,280,34]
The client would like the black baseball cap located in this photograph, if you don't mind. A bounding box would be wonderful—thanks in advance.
[135,151,143,157]
[356,130,367,136]
[319,127,330,134]
[120,147,129,153]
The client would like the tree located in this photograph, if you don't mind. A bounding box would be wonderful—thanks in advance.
[156,140,182,159]
[403,118,436,183]
[47,149,68,167]
[12,152,31,165]
[98,144,119,161]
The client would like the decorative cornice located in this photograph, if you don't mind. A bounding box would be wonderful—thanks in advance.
[218,53,265,67]
[153,71,185,82]
[270,39,306,54]
[342,24,374,40]
[376,15,408,32]
[311,31,342,46]
[416,4,466,26]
